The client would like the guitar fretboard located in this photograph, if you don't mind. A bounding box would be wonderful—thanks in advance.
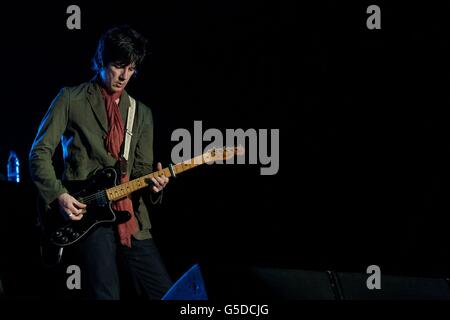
[106,154,206,201]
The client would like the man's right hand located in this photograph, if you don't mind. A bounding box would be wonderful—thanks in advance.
[57,193,87,221]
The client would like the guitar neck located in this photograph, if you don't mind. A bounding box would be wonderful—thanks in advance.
[105,154,206,201]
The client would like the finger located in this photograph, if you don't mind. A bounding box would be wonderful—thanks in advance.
[157,162,163,170]
[74,200,87,208]
[64,210,78,221]
[66,209,84,220]
[68,203,83,215]
[70,213,84,221]
[153,185,160,193]
[151,178,161,188]
[158,180,167,188]
[63,208,73,217]
[155,176,166,185]
[158,174,169,183]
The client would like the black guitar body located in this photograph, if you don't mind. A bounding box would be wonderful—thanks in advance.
[41,167,131,247]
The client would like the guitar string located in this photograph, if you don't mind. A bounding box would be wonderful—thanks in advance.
[74,156,221,204]
[77,172,170,204]
[79,191,105,204]
[72,152,230,203]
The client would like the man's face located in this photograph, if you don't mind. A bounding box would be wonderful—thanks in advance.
[100,62,136,93]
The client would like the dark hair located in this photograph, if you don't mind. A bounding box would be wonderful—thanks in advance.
[92,25,148,73]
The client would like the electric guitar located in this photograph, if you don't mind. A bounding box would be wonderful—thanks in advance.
[40,146,245,248]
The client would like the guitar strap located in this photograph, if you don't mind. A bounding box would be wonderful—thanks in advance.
[119,96,137,175]
[120,95,162,205]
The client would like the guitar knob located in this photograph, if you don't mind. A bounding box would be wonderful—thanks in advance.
[65,227,73,233]
[55,231,63,238]
[60,236,69,244]
[71,232,80,239]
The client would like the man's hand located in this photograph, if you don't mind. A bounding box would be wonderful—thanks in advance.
[58,192,87,221]
[151,162,169,193]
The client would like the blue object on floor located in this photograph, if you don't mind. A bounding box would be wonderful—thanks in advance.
[162,263,208,300]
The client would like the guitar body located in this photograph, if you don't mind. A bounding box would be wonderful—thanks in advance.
[40,167,131,247]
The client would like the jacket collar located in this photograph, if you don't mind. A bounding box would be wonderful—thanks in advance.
[86,78,131,133]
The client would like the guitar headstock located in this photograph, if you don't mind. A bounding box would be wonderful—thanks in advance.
[203,145,245,162]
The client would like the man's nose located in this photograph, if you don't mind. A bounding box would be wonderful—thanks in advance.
[119,69,130,80]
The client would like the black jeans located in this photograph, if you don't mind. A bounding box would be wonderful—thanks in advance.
[71,225,172,300]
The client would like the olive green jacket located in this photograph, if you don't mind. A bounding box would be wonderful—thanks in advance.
[29,80,155,240]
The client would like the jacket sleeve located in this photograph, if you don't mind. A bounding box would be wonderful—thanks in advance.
[131,104,154,179]
[29,88,69,206]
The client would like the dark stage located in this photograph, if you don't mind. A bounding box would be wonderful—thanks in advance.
[1,1,450,302]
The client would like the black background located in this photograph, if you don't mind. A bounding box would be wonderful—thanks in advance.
[1,0,450,298]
